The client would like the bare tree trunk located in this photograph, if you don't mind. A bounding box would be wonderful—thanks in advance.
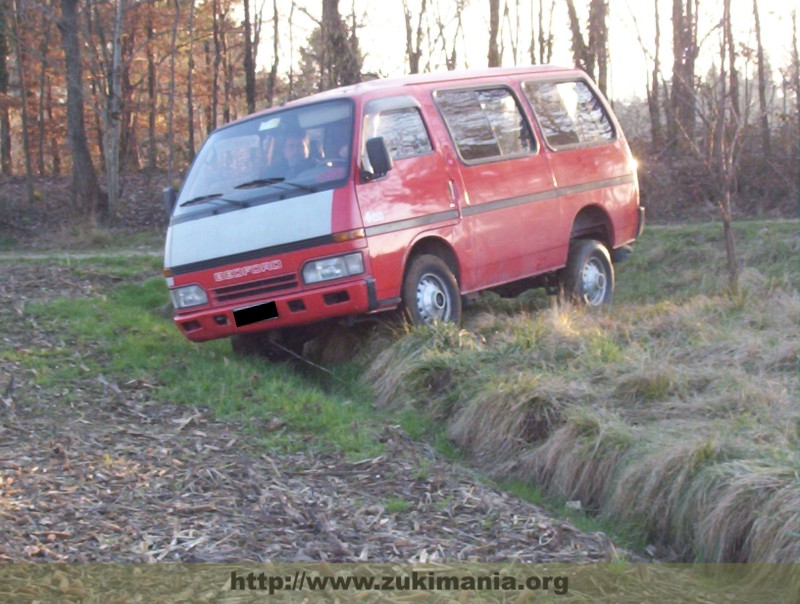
[167,0,180,185]
[11,0,35,203]
[753,0,770,157]
[119,23,137,173]
[219,3,231,123]
[211,0,220,131]
[403,0,426,74]
[502,0,520,66]
[58,0,107,222]
[718,0,739,295]
[0,2,11,175]
[670,0,698,148]
[528,0,535,64]
[649,0,663,149]
[488,0,500,67]
[105,0,125,224]
[46,78,59,176]
[724,0,738,121]
[146,11,156,173]
[538,0,545,64]
[266,0,279,106]
[288,0,295,98]
[36,7,51,176]
[545,0,555,62]
[794,12,800,136]
[565,0,591,75]
[588,0,608,96]
[187,0,196,161]
[243,0,256,114]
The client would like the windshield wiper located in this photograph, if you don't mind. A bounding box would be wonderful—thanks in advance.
[180,193,224,207]
[235,177,315,193]
[235,178,285,189]
[179,193,247,208]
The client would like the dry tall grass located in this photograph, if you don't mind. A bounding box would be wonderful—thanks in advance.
[360,222,799,562]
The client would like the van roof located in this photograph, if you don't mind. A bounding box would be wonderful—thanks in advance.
[232,65,578,126]
[303,64,577,100]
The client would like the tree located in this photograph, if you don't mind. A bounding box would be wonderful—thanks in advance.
[10,0,34,202]
[265,0,279,106]
[167,0,179,185]
[320,0,361,89]
[0,2,13,175]
[403,0,427,74]
[588,0,608,95]
[241,0,262,113]
[488,0,500,67]
[297,0,362,94]
[565,0,608,96]
[669,0,699,149]
[104,0,125,222]
[752,0,770,157]
[186,0,197,161]
[58,0,107,222]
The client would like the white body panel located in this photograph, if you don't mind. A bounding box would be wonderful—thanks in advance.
[165,190,334,268]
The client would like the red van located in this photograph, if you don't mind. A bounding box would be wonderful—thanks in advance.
[163,66,644,348]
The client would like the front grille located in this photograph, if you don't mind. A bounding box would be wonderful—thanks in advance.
[213,274,298,303]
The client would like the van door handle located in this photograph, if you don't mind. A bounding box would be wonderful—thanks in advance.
[448,180,458,207]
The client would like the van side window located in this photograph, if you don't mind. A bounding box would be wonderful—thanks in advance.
[522,80,614,149]
[362,107,433,162]
[434,88,535,162]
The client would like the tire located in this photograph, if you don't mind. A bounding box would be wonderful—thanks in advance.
[561,239,615,307]
[402,254,462,326]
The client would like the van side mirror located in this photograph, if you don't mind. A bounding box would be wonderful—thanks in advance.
[365,137,393,178]
[162,186,177,217]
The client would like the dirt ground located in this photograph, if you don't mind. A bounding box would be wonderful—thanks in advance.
[0,260,635,564]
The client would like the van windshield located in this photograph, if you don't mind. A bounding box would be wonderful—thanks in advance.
[174,100,353,215]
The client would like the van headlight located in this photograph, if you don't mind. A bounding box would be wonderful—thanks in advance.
[170,285,208,309]
[302,253,364,284]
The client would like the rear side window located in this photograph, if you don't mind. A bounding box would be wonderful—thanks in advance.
[362,107,432,161]
[434,87,535,162]
[522,80,614,149]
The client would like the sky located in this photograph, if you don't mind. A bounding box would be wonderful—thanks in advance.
[258,0,799,102]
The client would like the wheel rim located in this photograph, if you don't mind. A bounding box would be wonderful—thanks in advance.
[416,272,451,323]
[581,257,608,306]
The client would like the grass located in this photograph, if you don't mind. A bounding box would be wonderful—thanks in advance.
[358,219,799,562]
[11,268,384,460]
[2,218,797,562]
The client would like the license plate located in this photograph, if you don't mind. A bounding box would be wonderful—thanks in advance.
[233,301,279,327]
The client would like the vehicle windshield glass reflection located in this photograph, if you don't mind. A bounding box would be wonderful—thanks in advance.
[174,100,353,215]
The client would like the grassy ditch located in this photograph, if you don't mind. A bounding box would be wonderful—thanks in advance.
[2,220,797,562]
[361,220,799,563]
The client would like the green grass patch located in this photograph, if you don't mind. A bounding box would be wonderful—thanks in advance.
[22,275,383,459]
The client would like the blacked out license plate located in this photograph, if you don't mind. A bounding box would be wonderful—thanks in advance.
[233,301,279,327]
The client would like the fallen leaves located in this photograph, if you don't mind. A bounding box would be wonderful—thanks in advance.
[0,261,624,565]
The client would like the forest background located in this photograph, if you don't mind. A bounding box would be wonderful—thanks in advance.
[0,0,797,235]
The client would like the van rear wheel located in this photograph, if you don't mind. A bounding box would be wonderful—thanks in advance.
[402,254,462,326]
[561,239,614,306]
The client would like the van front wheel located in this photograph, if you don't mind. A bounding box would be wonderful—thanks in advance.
[561,239,615,306]
[402,255,462,326]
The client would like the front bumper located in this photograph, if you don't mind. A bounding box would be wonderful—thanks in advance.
[173,278,373,342]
